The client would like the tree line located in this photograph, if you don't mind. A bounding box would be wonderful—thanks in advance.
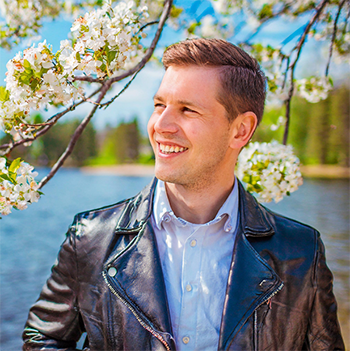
[1,117,145,167]
[2,85,348,168]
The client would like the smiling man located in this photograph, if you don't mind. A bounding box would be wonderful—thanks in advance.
[23,39,344,351]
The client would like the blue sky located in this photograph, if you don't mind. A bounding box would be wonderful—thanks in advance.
[1,1,349,134]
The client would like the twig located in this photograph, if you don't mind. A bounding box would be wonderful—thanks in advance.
[38,81,112,189]
[136,20,159,34]
[282,0,329,145]
[325,0,346,76]
[73,75,105,83]
[100,70,141,109]
[245,4,291,43]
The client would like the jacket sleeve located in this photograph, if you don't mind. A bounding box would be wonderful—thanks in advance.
[22,217,85,350]
[307,232,345,351]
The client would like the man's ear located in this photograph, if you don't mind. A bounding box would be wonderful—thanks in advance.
[229,112,258,149]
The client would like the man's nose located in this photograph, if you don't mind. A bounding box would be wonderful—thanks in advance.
[154,107,178,134]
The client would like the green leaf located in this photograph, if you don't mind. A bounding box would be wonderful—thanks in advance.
[30,78,39,91]
[242,174,251,184]
[170,5,183,18]
[23,59,31,69]
[187,21,200,35]
[99,63,106,72]
[107,50,117,64]
[8,171,17,184]
[0,173,11,182]
[258,4,273,20]
[76,51,81,62]
[8,157,22,173]
[0,86,10,102]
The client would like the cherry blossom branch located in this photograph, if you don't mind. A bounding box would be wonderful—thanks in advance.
[0,86,102,155]
[36,1,173,188]
[282,0,330,145]
[72,8,169,84]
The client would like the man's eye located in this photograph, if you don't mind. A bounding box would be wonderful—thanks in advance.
[183,107,196,113]
[154,103,165,109]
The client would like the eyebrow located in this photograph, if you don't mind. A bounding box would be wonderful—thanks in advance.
[153,94,206,111]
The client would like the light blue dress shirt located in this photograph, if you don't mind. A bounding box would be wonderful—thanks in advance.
[151,179,239,350]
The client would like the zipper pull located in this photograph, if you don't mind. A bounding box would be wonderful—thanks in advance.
[267,298,272,309]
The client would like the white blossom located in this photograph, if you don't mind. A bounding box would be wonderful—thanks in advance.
[236,141,303,203]
[0,157,41,216]
[297,76,332,103]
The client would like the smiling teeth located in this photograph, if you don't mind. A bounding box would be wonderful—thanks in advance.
[160,144,187,153]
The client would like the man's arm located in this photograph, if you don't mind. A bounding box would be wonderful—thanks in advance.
[23,219,85,350]
[306,232,345,350]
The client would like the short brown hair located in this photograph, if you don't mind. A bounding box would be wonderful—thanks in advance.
[162,38,266,124]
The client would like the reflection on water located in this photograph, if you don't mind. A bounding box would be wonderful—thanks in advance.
[1,171,349,349]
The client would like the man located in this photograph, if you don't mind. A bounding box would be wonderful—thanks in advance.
[23,39,344,350]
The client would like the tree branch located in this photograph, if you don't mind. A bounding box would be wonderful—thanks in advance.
[38,81,112,189]
[282,0,329,145]
[325,0,346,76]
[0,86,102,155]
[100,70,140,109]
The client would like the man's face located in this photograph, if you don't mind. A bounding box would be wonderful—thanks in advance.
[147,65,237,190]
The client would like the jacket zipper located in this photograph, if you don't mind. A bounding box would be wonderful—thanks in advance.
[253,282,284,351]
[260,282,284,306]
[102,271,172,351]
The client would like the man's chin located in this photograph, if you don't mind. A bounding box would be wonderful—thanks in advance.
[154,167,179,185]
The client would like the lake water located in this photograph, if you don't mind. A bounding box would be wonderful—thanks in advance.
[1,169,349,350]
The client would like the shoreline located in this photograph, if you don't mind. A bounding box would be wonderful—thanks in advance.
[81,164,350,179]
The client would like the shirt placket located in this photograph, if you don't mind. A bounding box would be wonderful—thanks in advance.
[177,224,205,349]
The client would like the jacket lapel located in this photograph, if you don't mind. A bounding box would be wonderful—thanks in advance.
[218,182,283,350]
[104,178,174,342]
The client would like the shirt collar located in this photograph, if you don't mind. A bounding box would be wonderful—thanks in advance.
[153,178,239,233]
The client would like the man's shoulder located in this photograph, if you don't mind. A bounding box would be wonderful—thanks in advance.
[73,196,133,225]
[69,178,157,238]
[263,204,319,234]
[258,202,321,254]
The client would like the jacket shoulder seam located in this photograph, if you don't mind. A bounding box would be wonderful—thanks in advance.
[74,197,135,220]
[261,204,320,232]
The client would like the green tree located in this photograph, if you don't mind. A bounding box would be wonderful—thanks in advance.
[327,86,350,166]
[93,118,141,165]
[41,118,97,167]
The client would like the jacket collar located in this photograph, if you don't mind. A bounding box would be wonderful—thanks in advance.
[114,177,275,238]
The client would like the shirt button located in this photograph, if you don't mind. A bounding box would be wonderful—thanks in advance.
[182,336,190,344]
[163,214,171,223]
[190,239,197,247]
[108,267,117,277]
[185,284,192,292]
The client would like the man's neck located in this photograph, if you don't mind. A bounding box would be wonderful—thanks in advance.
[164,177,236,224]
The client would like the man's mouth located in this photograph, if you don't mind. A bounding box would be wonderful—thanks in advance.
[159,143,188,154]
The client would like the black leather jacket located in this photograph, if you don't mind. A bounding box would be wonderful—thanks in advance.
[23,178,344,350]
